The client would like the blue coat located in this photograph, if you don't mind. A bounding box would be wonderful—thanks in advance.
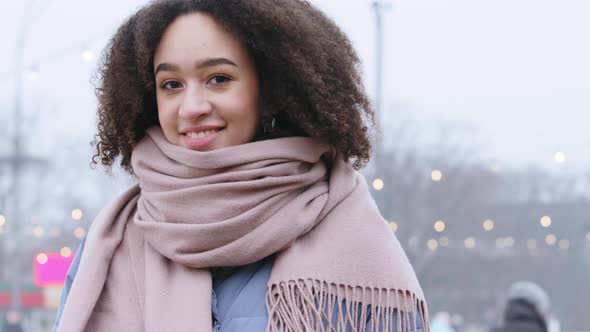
[54,238,423,332]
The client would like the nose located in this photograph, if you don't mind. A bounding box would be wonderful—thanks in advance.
[178,85,212,120]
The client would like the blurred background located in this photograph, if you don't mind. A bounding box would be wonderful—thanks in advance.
[0,0,589,331]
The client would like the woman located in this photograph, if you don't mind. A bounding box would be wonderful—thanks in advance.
[54,0,428,331]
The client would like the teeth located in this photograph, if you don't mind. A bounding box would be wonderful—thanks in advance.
[187,130,216,138]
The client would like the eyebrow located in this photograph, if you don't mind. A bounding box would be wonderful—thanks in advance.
[155,58,238,75]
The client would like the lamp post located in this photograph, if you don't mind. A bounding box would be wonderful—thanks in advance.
[372,1,384,120]
[370,1,391,178]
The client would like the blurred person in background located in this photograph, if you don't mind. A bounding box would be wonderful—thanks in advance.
[51,0,428,331]
[491,281,551,332]
[2,311,23,332]
[430,312,456,332]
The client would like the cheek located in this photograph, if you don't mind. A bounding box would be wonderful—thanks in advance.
[223,93,259,124]
[219,79,260,129]
[239,86,260,127]
[241,108,260,140]
[224,106,258,128]
[221,104,259,143]
[156,100,176,132]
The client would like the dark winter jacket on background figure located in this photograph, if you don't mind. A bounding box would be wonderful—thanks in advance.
[496,299,548,332]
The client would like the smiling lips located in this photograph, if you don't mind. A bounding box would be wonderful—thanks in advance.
[186,130,217,138]
[182,127,223,150]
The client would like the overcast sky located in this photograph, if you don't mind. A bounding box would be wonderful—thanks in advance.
[1,0,589,172]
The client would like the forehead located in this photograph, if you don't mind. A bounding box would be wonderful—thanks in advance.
[153,12,248,68]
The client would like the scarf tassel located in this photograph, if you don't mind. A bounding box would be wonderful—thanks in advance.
[266,280,430,332]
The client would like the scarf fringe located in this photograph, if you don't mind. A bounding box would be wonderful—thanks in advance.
[266,279,430,332]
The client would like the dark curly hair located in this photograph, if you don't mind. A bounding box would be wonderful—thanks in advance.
[92,0,375,172]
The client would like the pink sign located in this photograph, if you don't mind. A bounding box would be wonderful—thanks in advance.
[33,253,74,287]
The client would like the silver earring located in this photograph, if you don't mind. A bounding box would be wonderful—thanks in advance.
[264,116,276,134]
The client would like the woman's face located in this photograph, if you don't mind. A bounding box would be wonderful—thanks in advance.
[153,12,260,151]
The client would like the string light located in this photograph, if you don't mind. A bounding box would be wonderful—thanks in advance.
[464,237,476,249]
[81,47,94,62]
[60,247,72,258]
[427,239,438,251]
[504,237,515,247]
[74,227,86,239]
[545,234,557,246]
[559,239,570,250]
[483,219,494,232]
[71,208,83,221]
[50,228,61,237]
[434,220,445,233]
[36,254,48,265]
[431,170,443,182]
[32,226,44,238]
[389,222,398,233]
[489,163,501,173]
[554,151,566,163]
[372,178,384,191]
[0,214,5,227]
[26,66,40,81]
[408,236,419,249]
[439,236,449,247]
[540,216,552,228]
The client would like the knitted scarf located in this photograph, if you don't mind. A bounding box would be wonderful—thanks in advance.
[57,127,428,332]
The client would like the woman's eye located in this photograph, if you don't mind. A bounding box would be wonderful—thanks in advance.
[208,75,231,85]
[161,80,182,89]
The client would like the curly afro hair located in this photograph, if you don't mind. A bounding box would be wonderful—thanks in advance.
[92,0,376,172]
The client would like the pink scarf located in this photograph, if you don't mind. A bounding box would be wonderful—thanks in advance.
[57,127,428,332]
